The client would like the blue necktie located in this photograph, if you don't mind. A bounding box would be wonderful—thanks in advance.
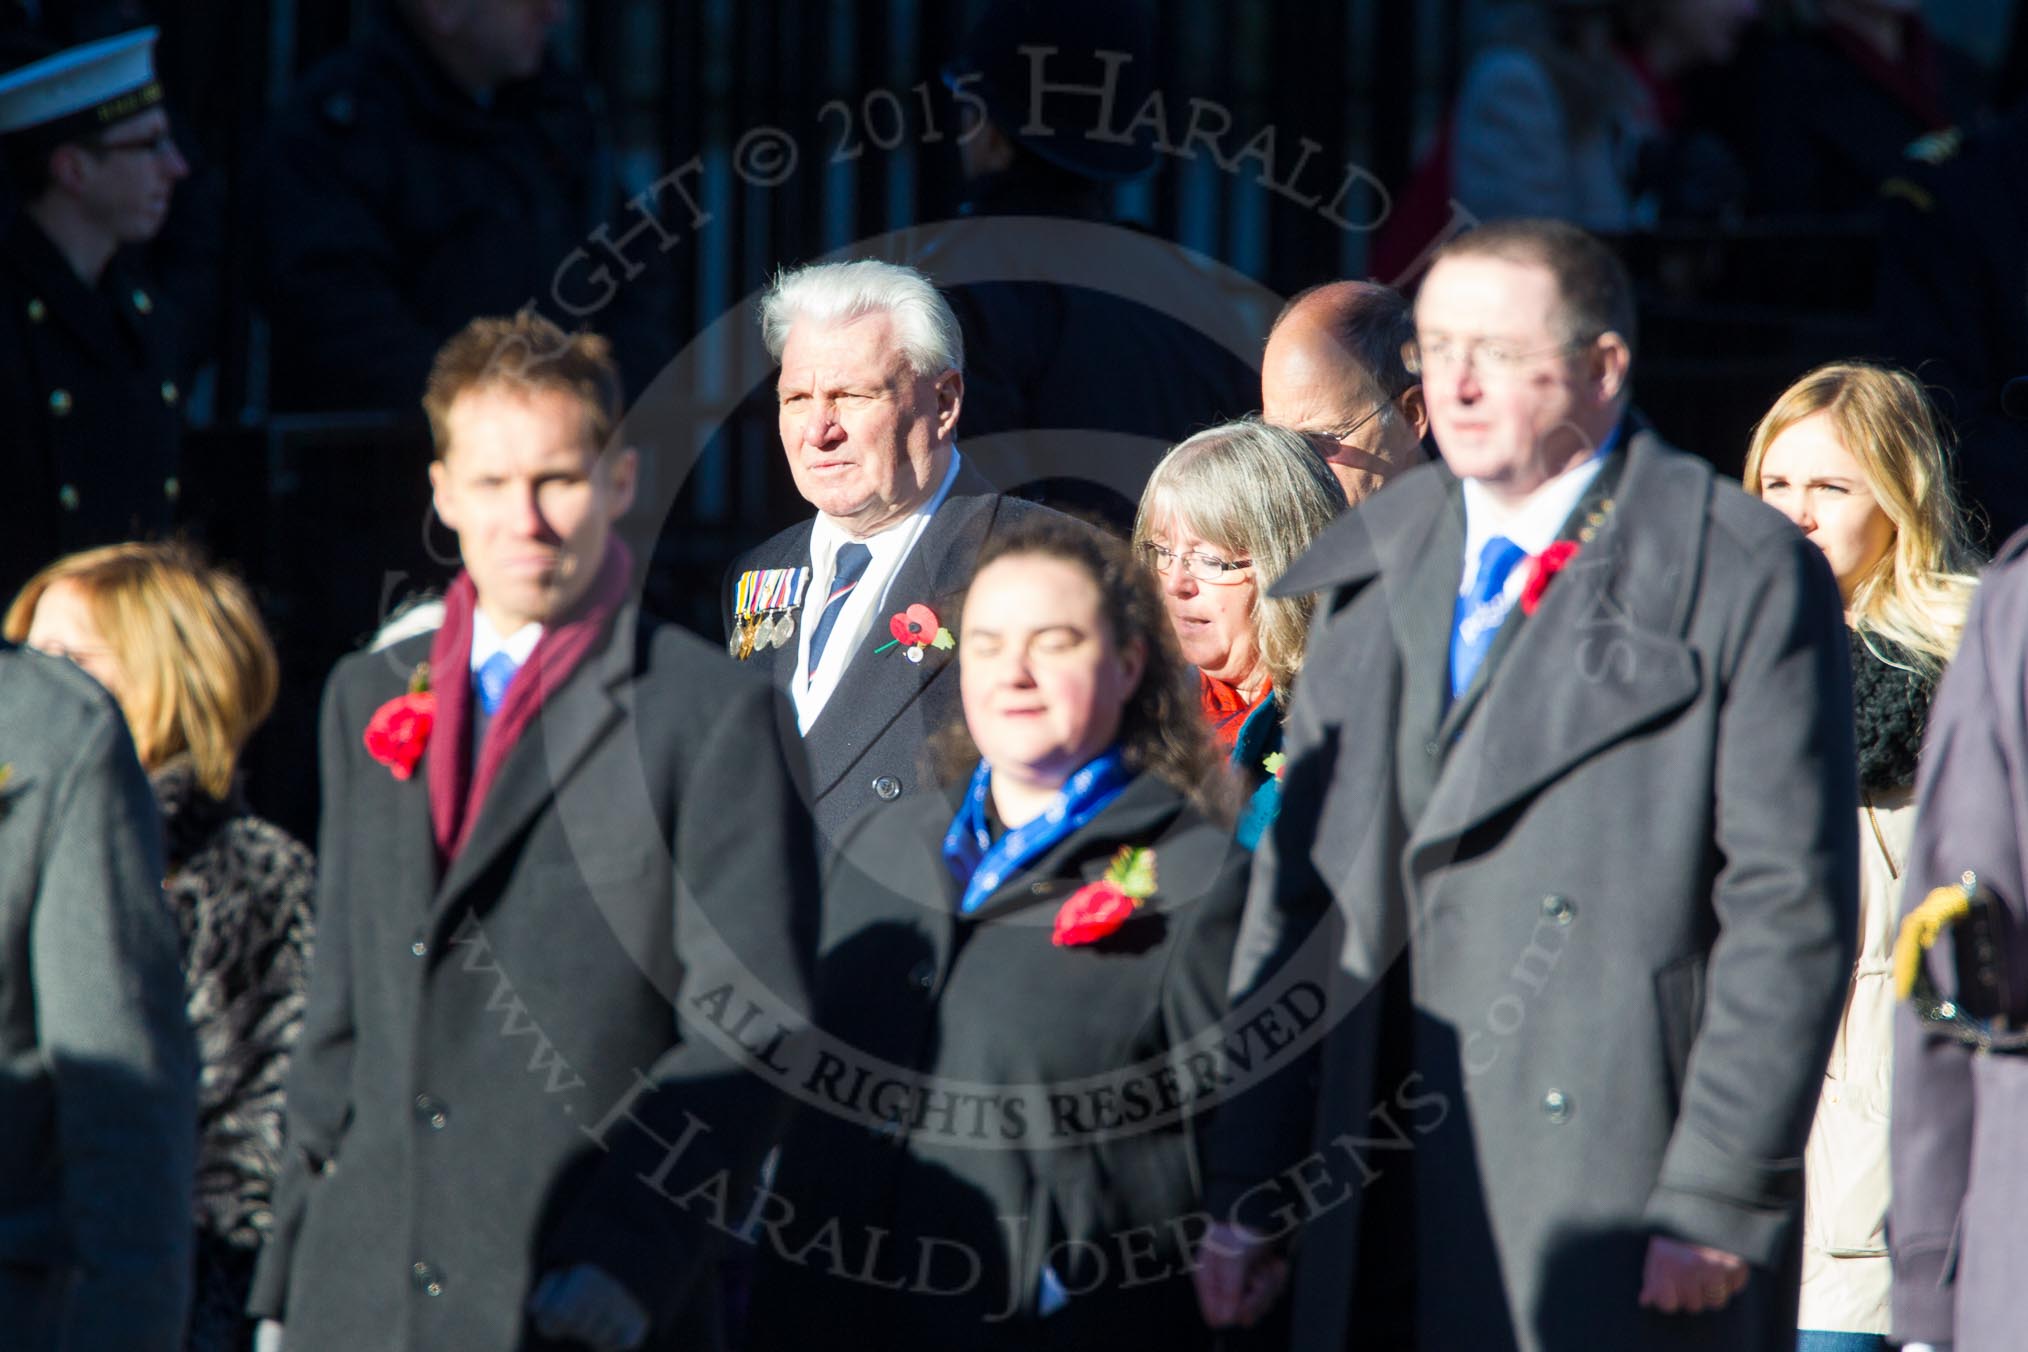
[476,650,520,716]
[1450,535,1528,699]
[806,542,873,680]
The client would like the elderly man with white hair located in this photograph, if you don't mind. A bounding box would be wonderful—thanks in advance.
[724,258,1058,846]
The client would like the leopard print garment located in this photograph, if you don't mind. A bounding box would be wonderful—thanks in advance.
[153,758,316,1350]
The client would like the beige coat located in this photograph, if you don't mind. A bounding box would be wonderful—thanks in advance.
[1800,786,1913,1332]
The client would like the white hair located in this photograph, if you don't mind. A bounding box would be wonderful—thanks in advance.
[759,259,964,377]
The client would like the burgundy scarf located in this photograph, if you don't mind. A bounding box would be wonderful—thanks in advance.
[426,538,633,862]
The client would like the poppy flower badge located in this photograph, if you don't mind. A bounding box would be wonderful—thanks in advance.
[1519,541,1581,617]
[363,662,434,781]
[875,602,955,664]
[1052,845,1158,948]
[1262,751,1287,783]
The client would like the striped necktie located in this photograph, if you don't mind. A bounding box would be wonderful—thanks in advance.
[806,542,873,679]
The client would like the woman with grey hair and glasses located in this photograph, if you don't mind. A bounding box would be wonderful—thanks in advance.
[1133,419,1347,847]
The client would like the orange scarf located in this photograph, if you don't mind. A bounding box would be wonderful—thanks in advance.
[1201,671,1272,750]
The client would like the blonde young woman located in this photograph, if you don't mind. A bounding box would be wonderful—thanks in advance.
[5,542,316,1352]
[1745,362,1980,1352]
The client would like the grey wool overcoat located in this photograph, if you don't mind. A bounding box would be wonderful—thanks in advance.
[1891,527,2028,1350]
[0,644,196,1350]
[1212,433,1859,1352]
[247,605,819,1350]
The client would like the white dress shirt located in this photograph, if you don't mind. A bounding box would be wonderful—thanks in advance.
[793,449,963,733]
[470,610,543,682]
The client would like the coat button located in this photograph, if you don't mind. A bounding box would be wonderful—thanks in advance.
[1542,1089,1571,1123]
[410,938,428,958]
[161,380,179,406]
[907,958,935,991]
[1423,740,1439,757]
[163,476,181,502]
[415,1093,448,1131]
[872,775,901,801]
[411,1260,444,1296]
[57,484,80,512]
[48,388,71,417]
[1541,895,1574,924]
[25,297,45,323]
[132,289,153,315]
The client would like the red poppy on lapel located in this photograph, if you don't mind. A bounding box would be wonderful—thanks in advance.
[1051,881,1138,946]
[1051,845,1157,947]
[364,662,433,781]
[1520,541,1582,617]
[878,601,955,664]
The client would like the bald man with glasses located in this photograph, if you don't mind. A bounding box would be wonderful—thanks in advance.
[1260,280,1431,506]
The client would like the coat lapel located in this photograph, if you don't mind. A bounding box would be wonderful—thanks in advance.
[428,610,635,921]
[802,488,1006,799]
[1408,435,1706,862]
[1390,479,1468,768]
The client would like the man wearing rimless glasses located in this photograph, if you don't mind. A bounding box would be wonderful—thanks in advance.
[0,27,190,598]
[1261,279,1431,507]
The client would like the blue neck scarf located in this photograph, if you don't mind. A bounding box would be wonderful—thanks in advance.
[941,746,1135,915]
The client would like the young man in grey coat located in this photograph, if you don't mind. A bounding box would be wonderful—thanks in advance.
[0,642,196,1350]
[1197,220,1857,1351]
[250,315,818,1351]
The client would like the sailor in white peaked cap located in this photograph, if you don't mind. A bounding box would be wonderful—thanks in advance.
[0,25,190,596]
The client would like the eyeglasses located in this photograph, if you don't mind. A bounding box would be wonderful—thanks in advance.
[90,131,178,159]
[1309,399,1391,448]
[1141,543,1253,585]
[1402,334,1584,378]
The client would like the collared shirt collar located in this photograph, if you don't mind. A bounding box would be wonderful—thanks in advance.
[795,448,963,732]
[469,608,542,675]
[1459,421,1622,597]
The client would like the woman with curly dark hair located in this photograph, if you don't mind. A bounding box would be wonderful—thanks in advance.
[750,514,1249,1350]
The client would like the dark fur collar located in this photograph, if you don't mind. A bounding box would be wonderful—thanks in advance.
[1850,628,1935,794]
[150,756,241,871]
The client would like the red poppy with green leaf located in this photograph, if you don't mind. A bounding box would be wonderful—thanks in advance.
[1052,845,1158,947]
[875,601,955,664]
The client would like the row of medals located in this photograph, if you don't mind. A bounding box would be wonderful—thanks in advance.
[732,608,796,660]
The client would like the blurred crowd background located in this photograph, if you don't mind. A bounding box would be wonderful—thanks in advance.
[7,0,2026,840]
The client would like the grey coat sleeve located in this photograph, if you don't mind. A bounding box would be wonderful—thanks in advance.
[1642,532,1859,1266]
[1889,564,2020,1344]
[1202,594,1383,1211]
[32,705,195,1350]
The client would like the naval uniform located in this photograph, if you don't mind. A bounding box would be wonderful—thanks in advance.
[0,207,182,594]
